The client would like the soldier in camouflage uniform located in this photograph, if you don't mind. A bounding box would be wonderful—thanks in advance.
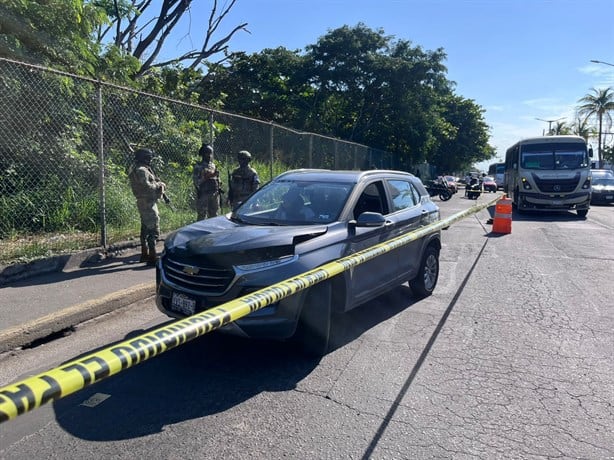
[228,150,260,209]
[192,144,221,220]
[128,148,166,266]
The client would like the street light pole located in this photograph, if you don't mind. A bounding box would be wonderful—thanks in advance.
[536,117,566,135]
[590,59,614,67]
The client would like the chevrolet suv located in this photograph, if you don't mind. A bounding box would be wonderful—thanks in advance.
[156,169,441,355]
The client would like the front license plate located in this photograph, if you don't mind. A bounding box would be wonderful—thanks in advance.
[171,292,196,316]
[552,200,562,206]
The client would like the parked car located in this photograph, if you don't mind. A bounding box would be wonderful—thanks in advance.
[444,175,459,194]
[482,176,498,193]
[156,169,442,355]
[591,169,614,179]
[590,169,614,204]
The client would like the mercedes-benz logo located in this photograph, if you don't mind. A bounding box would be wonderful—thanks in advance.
[553,185,561,192]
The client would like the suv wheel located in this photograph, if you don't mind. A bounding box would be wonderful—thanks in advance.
[409,245,439,298]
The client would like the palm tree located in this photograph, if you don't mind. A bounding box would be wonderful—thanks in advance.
[577,87,614,168]
[553,120,571,135]
[571,115,595,141]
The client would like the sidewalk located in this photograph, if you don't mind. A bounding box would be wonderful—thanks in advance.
[0,242,162,353]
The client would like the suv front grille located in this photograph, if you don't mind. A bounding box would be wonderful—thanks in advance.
[163,257,235,293]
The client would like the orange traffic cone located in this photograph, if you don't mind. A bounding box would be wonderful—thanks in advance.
[492,194,512,234]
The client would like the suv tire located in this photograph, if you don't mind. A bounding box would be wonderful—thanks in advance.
[409,245,439,298]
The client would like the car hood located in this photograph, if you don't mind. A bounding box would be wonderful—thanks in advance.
[165,216,328,254]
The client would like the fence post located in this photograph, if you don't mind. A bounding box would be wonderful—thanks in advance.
[334,142,339,169]
[269,123,274,181]
[208,111,214,145]
[309,134,313,168]
[96,81,107,249]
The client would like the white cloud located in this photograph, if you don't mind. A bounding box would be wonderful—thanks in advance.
[579,63,614,86]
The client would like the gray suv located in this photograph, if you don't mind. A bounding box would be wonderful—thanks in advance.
[156,169,441,355]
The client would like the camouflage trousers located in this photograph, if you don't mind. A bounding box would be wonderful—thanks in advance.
[136,199,160,250]
[196,191,220,220]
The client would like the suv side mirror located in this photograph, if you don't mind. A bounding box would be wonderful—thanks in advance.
[588,147,594,158]
[355,212,386,228]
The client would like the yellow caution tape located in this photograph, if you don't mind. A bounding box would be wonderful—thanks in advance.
[0,195,499,423]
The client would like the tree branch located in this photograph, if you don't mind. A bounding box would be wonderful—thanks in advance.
[105,0,247,77]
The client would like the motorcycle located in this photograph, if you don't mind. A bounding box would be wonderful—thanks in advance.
[465,178,482,200]
[424,179,452,201]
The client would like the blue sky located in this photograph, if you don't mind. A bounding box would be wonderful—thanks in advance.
[166,0,614,170]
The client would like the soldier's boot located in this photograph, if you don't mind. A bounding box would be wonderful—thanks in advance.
[139,245,148,263]
[146,244,158,266]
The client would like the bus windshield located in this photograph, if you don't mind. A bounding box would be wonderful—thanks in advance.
[488,163,504,175]
[520,142,589,170]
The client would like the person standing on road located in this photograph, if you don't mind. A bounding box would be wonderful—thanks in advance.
[227,150,259,209]
[193,144,221,220]
[128,148,166,266]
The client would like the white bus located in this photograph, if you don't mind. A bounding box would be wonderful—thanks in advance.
[488,162,505,189]
[504,135,593,217]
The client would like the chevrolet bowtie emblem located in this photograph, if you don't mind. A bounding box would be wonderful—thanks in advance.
[183,266,199,275]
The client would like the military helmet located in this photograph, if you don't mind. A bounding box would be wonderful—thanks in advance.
[199,144,214,157]
[134,148,154,161]
[238,150,252,160]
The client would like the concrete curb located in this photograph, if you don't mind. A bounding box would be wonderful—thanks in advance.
[0,282,155,353]
[0,241,140,287]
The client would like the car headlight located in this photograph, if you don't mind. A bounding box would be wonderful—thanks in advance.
[521,177,532,190]
[235,255,297,271]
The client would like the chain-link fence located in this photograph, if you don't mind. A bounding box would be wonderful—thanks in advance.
[0,58,429,266]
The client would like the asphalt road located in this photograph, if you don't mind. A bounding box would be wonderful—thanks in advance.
[1,192,613,459]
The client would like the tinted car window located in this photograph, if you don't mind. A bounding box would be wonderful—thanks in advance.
[388,179,418,211]
[353,181,388,218]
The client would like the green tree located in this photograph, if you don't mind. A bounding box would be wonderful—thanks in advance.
[0,0,107,74]
[553,121,572,135]
[577,87,614,168]
[95,0,248,78]
[197,47,312,123]
[430,94,494,172]
[570,116,594,141]
[194,23,492,172]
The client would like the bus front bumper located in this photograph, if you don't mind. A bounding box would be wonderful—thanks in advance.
[518,191,590,211]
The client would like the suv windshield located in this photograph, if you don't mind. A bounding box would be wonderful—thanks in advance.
[234,180,354,225]
[591,170,614,179]
[592,178,614,186]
